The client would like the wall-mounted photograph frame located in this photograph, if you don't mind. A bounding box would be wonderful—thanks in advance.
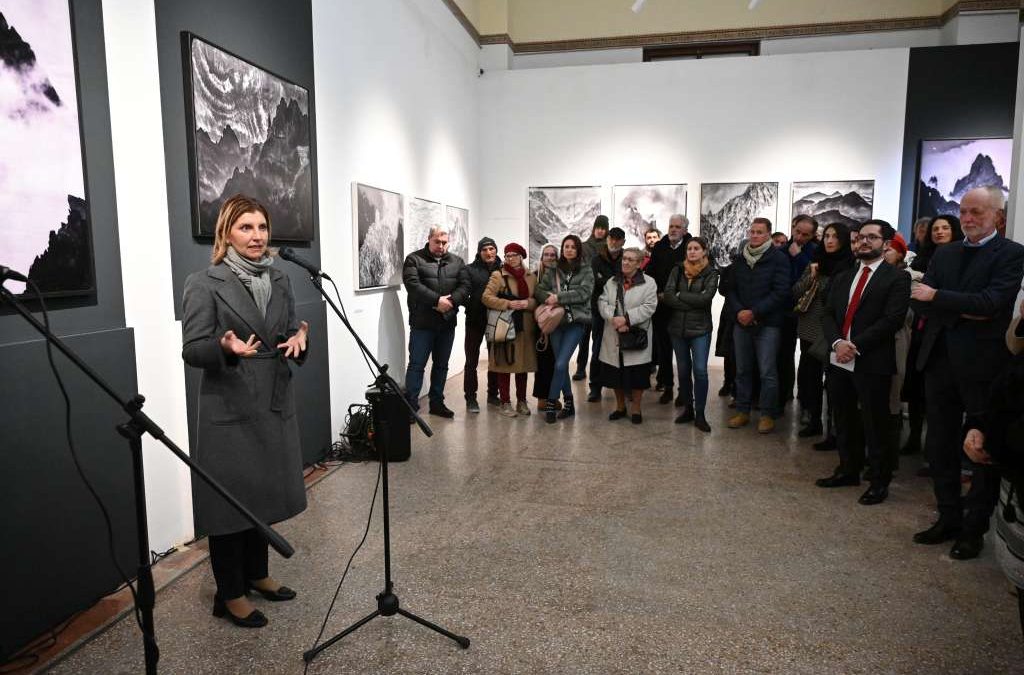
[915,137,1012,220]
[791,180,874,230]
[613,184,687,249]
[1,0,94,298]
[404,197,443,255]
[182,32,315,242]
[527,186,603,263]
[445,205,470,262]
[700,182,778,268]
[353,182,404,291]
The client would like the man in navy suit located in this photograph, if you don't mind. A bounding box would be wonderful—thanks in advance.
[816,220,910,505]
[910,186,1024,559]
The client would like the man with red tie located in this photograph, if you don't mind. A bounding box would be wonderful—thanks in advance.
[816,220,910,505]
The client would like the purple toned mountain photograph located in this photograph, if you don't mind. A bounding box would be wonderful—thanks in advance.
[791,181,874,231]
[0,0,92,297]
[700,182,778,268]
[185,34,314,241]
[527,186,602,263]
[916,138,1011,220]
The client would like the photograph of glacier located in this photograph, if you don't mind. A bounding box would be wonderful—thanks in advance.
[791,181,874,230]
[700,182,778,268]
[613,184,687,248]
[916,138,1012,219]
[528,186,603,262]
[187,35,314,241]
[405,197,443,254]
[445,205,470,262]
[0,0,92,297]
[354,183,404,290]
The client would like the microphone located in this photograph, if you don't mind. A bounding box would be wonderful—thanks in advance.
[1,265,28,282]
[277,247,331,280]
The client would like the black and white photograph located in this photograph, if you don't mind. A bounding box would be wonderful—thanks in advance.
[916,138,1012,219]
[700,182,778,268]
[791,181,874,230]
[405,197,443,254]
[0,0,92,297]
[613,184,687,248]
[353,182,404,291]
[445,205,470,262]
[528,186,603,262]
[185,33,314,241]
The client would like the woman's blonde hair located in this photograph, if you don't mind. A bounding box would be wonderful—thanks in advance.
[210,194,272,264]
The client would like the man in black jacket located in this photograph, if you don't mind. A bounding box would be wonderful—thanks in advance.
[586,227,625,401]
[402,225,471,417]
[815,220,910,505]
[462,237,502,412]
[649,214,691,403]
[574,215,610,381]
[910,186,1024,559]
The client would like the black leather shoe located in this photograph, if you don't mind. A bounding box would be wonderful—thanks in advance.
[486,395,501,408]
[717,384,731,397]
[949,535,984,560]
[913,520,961,545]
[694,415,711,433]
[587,389,601,402]
[815,473,860,488]
[658,390,673,405]
[631,413,643,424]
[213,596,268,628]
[858,485,888,505]
[674,407,695,424]
[246,582,297,601]
[608,409,627,421]
[813,436,837,452]
[571,370,586,381]
[798,423,823,438]
[557,398,575,419]
[428,403,455,418]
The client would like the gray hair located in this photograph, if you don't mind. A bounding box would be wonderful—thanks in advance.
[978,185,1007,211]
[427,224,450,239]
[622,247,645,263]
[669,214,689,228]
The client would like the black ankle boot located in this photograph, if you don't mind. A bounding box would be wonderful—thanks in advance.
[544,399,557,424]
[694,413,711,433]
[557,397,575,419]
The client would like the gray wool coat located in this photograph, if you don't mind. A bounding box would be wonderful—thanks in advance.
[181,263,308,536]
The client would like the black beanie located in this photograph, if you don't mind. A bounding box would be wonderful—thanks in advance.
[593,215,609,232]
[477,237,496,253]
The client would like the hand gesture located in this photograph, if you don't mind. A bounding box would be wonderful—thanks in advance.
[277,320,309,359]
[436,295,454,313]
[809,263,819,279]
[512,299,529,310]
[911,283,937,302]
[835,340,857,364]
[963,429,992,465]
[221,330,261,357]
[737,309,754,326]
[788,241,801,257]
[611,316,628,330]
[545,294,559,306]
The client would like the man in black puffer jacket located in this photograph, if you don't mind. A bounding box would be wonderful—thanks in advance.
[586,227,625,401]
[462,237,502,412]
[402,225,471,417]
[649,214,692,404]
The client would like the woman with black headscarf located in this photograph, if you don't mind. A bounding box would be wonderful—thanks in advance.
[791,222,855,439]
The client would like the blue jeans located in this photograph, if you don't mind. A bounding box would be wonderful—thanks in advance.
[549,322,586,401]
[405,326,456,410]
[733,324,780,417]
[589,315,604,391]
[672,332,711,414]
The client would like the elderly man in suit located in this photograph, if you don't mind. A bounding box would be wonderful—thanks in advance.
[910,186,1024,559]
[815,220,910,505]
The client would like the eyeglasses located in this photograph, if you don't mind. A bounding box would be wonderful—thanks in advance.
[860,234,884,242]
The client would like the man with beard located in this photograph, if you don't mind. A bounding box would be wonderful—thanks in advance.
[462,237,502,412]
[649,215,692,404]
[642,229,661,270]
[815,220,909,506]
[779,215,818,413]
[910,186,1024,559]
[587,227,626,402]
[574,215,610,381]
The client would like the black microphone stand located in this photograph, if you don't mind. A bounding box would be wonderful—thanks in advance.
[0,283,295,675]
[300,272,469,665]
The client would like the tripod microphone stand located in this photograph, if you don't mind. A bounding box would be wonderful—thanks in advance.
[0,281,294,675]
[298,271,470,665]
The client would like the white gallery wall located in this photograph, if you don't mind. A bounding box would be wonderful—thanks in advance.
[478,48,911,363]
[312,0,481,433]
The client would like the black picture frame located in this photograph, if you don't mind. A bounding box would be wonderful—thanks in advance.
[181,31,316,242]
[913,136,1013,222]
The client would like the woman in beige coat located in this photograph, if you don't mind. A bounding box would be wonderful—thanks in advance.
[482,242,538,417]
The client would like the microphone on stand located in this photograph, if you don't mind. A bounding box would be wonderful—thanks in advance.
[277,247,331,281]
[0,265,28,283]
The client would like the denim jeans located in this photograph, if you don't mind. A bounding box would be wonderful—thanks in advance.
[549,322,586,401]
[733,324,780,417]
[672,332,711,413]
[405,325,456,410]
[589,315,605,390]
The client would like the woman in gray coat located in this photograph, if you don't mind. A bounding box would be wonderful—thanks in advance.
[182,194,309,628]
[597,248,658,424]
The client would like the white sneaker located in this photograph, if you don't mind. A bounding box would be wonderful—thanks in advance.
[499,401,517,418]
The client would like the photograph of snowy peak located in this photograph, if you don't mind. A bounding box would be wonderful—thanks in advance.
[791,181,874,230]
[186,34,314,241]
[613,184,687,249]
[916,138,1012,220]
[528,186,603,263]
[700,182,778,268]
[445,205,469,263]
[0,0,92,297]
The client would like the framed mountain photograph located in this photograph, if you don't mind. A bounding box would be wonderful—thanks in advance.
[916,138,1011,220]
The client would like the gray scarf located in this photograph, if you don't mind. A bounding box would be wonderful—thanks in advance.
[224,247,273,317]
[743,240,772,269]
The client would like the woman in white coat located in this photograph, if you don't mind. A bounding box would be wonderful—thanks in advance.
[597,247,658,423]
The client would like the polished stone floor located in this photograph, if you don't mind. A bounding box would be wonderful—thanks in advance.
[50,364,1024,674]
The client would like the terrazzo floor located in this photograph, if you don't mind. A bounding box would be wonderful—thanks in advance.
[48,364,1024,674]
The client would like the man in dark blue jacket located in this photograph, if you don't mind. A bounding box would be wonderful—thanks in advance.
[726,217,791,434]
[779,215,818,416]
[461,237,501,412]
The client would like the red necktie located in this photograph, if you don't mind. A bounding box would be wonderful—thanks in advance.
[841,266,872,339]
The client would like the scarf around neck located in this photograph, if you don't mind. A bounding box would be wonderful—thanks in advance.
[742,240,771,269]
[224,247,273,317]
[503,263,529,299]
[683,258,708,280]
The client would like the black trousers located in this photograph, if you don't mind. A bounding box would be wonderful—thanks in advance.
[797,340,824,423]
[463,322,497,400]
[924,351,1000,536]
[653,308,674,389]
[828,366,894,486]
[575,325,591,372]
[777,315,798,405]
[209,528,269,600]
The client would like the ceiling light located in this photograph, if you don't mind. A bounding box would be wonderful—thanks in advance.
[748,0,762,9]
[631,0,647,13]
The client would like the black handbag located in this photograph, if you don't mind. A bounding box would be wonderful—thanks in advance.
[616,279,648,351]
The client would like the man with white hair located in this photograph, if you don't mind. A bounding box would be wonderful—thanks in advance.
[402,225,470,418]
[910,186,1024,559]
[649,214,692,404]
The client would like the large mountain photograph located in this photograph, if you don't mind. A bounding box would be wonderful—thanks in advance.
[354,183,403,291]
[701,182,778,268]
[187,35,314,241]
[791,180,873,230]
[0,0,92,297]
[613,184,687,248]
[528,186,602,262]
[916,138,1011,220]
